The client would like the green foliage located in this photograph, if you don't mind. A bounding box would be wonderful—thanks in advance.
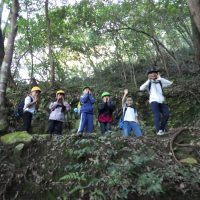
[52,133,186,199]
[59,172,86,182]
[137,172,164,194]
[13,0,196,82]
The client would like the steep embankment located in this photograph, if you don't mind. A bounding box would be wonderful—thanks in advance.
[0,129,200,200]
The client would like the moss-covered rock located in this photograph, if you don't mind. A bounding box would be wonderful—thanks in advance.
[0,131,33,144]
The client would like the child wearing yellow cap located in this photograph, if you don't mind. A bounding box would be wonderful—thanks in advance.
[48,90,71,135]
[22,86,41,132]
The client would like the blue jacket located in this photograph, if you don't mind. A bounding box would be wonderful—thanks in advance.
[80,93,95,114]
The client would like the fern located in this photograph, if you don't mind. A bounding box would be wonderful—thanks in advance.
[59,172,86,182]
[90,189,106,200]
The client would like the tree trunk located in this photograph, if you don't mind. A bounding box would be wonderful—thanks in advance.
[0,28,4,67]
[0,0,5,67]
[25,1,34,83]
[45,0,55,86]
[188,0,200,66]
[191,17,200,66]
[0,0,19,132]
[188,0,200,33]
[0,0,5,23]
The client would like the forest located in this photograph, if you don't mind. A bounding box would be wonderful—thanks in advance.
[0,0,200,199]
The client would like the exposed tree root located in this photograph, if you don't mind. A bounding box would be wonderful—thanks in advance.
[170,127,200,164]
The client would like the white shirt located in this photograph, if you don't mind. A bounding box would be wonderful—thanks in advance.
[140,78,173,103]
[123,106,138,122]
[23,96,36,114]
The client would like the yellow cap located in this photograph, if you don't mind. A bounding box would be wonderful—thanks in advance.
[56,90,65,95]
[31,86,41,92]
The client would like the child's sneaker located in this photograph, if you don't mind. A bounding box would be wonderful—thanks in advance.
[157,130,165,136]
[76,132,83,137]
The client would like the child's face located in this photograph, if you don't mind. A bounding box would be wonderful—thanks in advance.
[32,90,41,96]
[148,72,158,80]
[57,93,64,100]
[83,88,91,94]
[126,97,133,106]
[103,96,110,102]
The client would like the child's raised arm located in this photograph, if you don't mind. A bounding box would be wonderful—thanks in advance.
[122,89,128,106]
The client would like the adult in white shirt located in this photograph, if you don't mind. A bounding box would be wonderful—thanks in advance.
[121,89,142,137]
[140,66,173,135]
[22,86,41,132]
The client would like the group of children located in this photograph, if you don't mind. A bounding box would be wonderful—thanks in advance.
[21,66,173,137]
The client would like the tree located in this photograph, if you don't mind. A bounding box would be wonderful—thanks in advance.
[0,28,4,67]
[0,0,19,131]
[188,0,200,33]
[45,0,55,86]
[188,0,200,65]
[0,0,5,67]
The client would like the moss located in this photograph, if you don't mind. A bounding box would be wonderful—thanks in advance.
[0,131,33,144]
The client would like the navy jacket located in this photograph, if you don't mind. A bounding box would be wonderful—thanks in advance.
[80,93,95,114]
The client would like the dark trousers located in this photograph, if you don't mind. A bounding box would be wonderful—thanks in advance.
[150,102,169,132]
[100,122,111,134]
[48,120,63,135]
[22,111,33,132]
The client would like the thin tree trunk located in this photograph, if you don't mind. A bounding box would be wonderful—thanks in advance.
[0,0,19,131]
[112,34,127,82]
[0,28,4,67]
[118,33,137,87]
[0,0,5,67]
[25,1,34,83]
[152,39,169,77]
[45,0,54,86]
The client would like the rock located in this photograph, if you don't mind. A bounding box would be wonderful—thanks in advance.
[180,157,198,164]
[15,143,25,152]
[0,131,33,145]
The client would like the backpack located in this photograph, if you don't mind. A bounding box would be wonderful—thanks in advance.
[14,96,33,118]
[118,107,127,129]
[148,80,163,93]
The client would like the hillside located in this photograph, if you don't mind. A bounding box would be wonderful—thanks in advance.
[1,74,200,200]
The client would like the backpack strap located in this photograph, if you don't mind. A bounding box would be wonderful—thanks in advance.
[123,107,127,119]
[29,96,33,102]
[148,80,163,93]
[148,81,152,93]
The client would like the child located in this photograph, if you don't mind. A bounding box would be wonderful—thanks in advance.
[22,86,41,132]
[77,86,95,136]
[140,66,173,135]
[121,89,142,137]
[98,92,115,134]
[48,90,71,135]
